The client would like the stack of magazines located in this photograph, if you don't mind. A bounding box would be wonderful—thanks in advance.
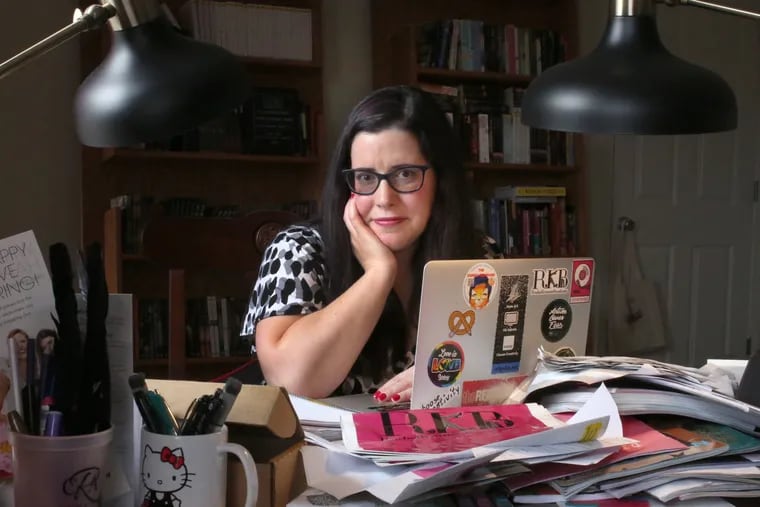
[294,389,636,504]
[499,349,760,503]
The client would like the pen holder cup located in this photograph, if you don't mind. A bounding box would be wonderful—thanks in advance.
[10,426,113,507]
[139,424,257,507]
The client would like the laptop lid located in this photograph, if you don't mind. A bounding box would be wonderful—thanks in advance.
[410,257,595,409]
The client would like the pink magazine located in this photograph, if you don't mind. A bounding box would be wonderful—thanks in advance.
[343,403,560,454]
[505,415,689,491]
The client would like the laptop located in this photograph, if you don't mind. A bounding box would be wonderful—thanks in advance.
[410,257,595,409]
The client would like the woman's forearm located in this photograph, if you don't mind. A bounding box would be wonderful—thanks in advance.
[257,266,395,398]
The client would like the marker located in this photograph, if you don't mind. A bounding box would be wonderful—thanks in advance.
[204,377,242,434]
[128,373,161,433]
[43,410,63,436]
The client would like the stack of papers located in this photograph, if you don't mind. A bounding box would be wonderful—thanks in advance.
[500,349,760,504]
[292,386,631,504]
[287,350,760,504]
[507,348,760,436]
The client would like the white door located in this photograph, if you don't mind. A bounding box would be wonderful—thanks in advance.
[603,5,760,366]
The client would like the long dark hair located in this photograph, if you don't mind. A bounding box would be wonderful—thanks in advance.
[319,85,480,383]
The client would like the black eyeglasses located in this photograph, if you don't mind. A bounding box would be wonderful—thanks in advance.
[342,165,431,195]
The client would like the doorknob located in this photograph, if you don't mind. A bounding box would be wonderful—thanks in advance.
[618,216,636,231]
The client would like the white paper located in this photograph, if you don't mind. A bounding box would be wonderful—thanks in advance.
[289,394,353,427]
[559,383,622,465]
[77,294,135,507]
[301,446,402,500]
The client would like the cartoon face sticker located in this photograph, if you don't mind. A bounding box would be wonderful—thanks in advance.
[141,445,194,507]
[463,263,498,310]
[469,276,492,309]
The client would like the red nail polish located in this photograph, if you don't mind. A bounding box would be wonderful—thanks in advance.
[377,392,387,401]
[391,394,400,402]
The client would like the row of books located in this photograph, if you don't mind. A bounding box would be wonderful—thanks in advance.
[473,186,577,257]
[146,87,314,157]
[178,0,313,61]
[137,297,250,360]
[417,19,565,76]
[110,194,315,255]
[422,83,575,166]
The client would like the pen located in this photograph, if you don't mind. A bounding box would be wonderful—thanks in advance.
[128,373,161,433]
[179,397,199,435]
[180,394,212,435]
[8,337,23,424]
[204,377,242,434]
[25,336,39,435]
[8,410,28,434]
[146,390,179,435]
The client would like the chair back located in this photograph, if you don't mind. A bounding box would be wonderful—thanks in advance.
[140,210,300,379]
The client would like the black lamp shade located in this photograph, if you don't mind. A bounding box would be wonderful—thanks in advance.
[522,15,737,135]
[75,18,251,147]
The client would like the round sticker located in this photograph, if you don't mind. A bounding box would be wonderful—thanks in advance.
[554,346,577,358]
[427,341,465,387]
[541,299,572,342]
[463,263,498,310]
[574,263,592,288]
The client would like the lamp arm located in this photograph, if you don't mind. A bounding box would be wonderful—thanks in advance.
[0,3,117,81]
[664,0,760,20]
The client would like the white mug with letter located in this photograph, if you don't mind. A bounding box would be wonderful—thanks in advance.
[139,425,257,507]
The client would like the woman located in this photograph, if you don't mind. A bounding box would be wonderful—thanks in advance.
[243,85,499,401]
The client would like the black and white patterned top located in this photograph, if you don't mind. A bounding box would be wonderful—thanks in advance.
[241,224,502,394]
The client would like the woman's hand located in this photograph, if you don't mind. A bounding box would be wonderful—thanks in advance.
[375,366,414,404]
[343,196,396,276]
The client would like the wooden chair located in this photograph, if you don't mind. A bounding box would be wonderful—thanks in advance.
[139,210,300,380]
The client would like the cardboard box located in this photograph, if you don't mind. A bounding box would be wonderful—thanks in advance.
[148,379,306,507]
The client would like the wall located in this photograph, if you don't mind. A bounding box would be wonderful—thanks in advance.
[0,0,81,256]
[322,0,373,155]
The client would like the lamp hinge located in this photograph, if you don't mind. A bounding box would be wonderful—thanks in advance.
[754,181,759,203]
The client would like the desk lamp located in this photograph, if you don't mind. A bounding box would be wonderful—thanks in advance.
[522,0,760,135]
[0,0,250,147]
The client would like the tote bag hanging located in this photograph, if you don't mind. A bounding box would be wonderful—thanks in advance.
[608,229,668,355]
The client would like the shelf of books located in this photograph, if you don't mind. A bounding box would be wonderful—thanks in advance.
[372,0,587,256]
[83,0,326,380]
[103,208,256,380]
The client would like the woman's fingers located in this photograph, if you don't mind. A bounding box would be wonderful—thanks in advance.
[375,367,414,403]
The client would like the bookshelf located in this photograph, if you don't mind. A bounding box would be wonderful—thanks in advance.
[371,0,588,257]
[80,0,326,379]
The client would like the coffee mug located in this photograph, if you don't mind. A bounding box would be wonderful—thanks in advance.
[139,425,257,507]
[10,427,113,507]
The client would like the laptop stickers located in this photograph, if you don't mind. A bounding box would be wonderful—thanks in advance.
[411,257,595,410]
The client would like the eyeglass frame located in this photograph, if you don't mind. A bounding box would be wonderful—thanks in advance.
[341,164,432,195]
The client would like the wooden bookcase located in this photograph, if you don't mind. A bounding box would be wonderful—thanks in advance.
[80,0,326,379]
[370,0,589,257]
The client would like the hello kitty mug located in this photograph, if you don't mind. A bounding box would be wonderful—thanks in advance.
[139,425,257,507]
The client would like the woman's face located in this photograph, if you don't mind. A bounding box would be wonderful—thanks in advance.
[12,331,27,358]
[349,128,437,255]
